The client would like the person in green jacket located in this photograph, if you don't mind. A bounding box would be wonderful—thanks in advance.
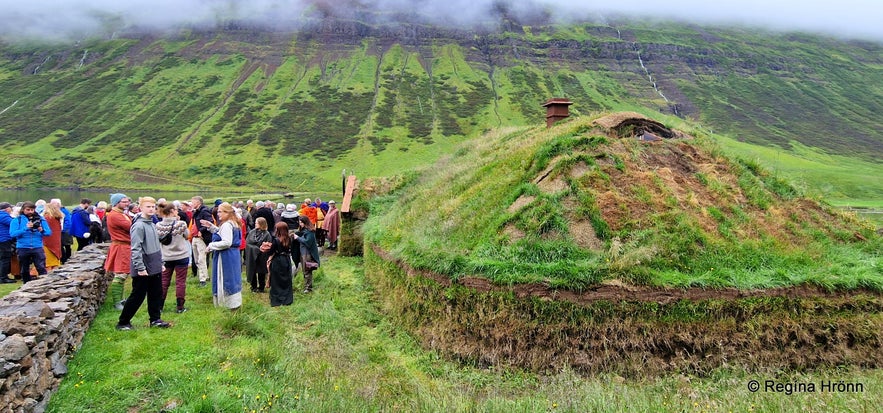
[292,215,320,293]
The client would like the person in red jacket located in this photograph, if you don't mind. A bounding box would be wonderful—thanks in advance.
[322,200,340,250]
[105,194,133,310]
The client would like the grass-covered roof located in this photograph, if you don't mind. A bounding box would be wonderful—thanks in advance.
[364,113,881,292]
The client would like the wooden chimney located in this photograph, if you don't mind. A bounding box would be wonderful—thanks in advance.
[542,98,573,128]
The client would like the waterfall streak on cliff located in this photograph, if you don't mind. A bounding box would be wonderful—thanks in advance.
[33,55,50,74]
[636,49,669,102]
[0,100,18,116]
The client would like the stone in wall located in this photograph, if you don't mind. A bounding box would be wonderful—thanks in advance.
[0,244,110,413]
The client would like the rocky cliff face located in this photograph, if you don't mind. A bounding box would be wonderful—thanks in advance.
[0,16,879,190]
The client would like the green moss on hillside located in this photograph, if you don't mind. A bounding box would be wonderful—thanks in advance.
[0,21,879,197]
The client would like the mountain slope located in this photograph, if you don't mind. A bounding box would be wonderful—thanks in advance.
[0,18,880,198]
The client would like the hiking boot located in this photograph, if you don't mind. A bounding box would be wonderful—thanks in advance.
[114,300,126,311]
[115,323,133,331]
[0,277,16,284]
[150,319,171,328]
[176,307,188,314]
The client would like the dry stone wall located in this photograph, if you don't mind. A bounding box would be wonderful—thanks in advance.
[0,244,109,413]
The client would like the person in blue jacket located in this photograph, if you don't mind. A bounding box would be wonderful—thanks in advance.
[9,201,52,283]
[53,199,73,263]
[70,198,93,252]
[0,202,16,283]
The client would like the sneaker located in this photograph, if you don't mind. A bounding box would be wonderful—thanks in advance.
[199,281,207,287]
[114,300,126,311]
[150,319,171,328]
[302,289,312,294]
[115,323,133,331]
[0,277,15,284]
[176,307,188,314]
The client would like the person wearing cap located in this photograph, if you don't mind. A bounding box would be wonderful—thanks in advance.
[322,200,340,250]
[10,201,52,283]
[211,198,223,224]
[0,201,16,283]
[280,203,299,231]
[105,193,133,310]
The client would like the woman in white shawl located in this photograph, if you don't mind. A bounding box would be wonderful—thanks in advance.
[201,202,243,310]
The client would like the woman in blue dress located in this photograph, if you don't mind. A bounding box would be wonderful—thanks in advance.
[202,202,242,310]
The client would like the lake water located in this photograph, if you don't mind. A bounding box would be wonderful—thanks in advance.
[0,188,344,208]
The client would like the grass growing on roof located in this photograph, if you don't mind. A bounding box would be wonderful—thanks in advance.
[363,114,883,291]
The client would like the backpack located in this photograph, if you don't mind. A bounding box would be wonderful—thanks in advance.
[100,214,110,242]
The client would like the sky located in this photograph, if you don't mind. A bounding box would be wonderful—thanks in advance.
[0,0,881,43]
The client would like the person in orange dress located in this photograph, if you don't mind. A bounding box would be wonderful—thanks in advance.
[104,194,133,310]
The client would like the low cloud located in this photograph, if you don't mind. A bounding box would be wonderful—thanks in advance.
[0,0,880,43]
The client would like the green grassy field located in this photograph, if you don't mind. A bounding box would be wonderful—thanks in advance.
[12,255,875,412]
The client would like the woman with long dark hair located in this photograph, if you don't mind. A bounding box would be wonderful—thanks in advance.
[262,221,298,306]
[292,215,320,293]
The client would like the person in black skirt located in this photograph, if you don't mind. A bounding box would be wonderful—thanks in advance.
[261,221,299,306]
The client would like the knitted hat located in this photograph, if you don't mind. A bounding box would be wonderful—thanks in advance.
[110,193,127,207]
[214,198,223,207]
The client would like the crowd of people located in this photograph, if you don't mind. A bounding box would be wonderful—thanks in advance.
[0,194,342,329]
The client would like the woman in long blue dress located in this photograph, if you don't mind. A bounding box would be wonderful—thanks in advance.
[202,202,242,310]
